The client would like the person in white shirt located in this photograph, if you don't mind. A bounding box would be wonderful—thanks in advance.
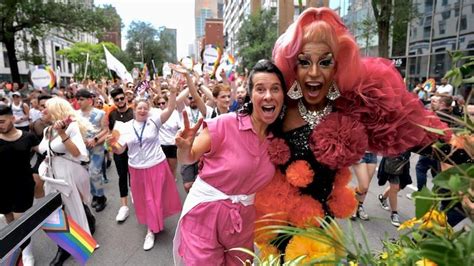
[11,92,30,131]
[109,92,182,251]
[153,94,181,177]
[28,97,42,123]
[437,78,454,95]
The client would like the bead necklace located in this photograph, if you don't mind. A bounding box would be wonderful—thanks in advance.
[297,99,332,129]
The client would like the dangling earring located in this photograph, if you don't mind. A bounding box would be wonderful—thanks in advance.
[287,81,303,100]
[327,82,341,100]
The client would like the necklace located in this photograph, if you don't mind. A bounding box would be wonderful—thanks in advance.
[297,99,332,129]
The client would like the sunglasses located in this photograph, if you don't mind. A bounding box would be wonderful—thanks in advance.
[127,85,134,88]
[157,102,166,106]
[188,96,193,100]
[114,96,125,102]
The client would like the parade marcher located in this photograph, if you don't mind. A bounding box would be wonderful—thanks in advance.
[37,97,96,265]
[256,7,453,257]
[173,60,285,265]
[30,94,53,199]
[437,77,454,96]
[210,83,231,118]
[153,94,181,178]
[76,89,108,212]
[351,151,378,220]
[11,91,30,131]
[377,151,412,227]
[109,83,181,251]
[0,105,39,266]
[108,88,134,222]
[179,80,213,193]
[29,97,42,123]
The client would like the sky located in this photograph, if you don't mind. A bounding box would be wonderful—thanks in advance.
[94,0,195,59]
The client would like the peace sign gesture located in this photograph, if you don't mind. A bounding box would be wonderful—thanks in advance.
[175,110,203,150]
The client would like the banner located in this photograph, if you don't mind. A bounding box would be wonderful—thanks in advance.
[103,46,133,83]
[30,65,56,90]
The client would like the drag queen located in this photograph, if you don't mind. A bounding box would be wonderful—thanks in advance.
[255,7,452,259]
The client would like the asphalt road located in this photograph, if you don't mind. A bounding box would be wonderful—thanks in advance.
[1,154,430,265]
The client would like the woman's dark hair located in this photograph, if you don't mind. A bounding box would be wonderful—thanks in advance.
[238,59,286,135]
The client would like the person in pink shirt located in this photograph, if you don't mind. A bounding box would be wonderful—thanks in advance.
[173,60,286,265]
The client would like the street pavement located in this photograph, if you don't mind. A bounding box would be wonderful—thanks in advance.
[1,154,430,265]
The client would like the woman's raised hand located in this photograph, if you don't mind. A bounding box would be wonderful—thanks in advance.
[175,110,203,150]
[169,63,189,75]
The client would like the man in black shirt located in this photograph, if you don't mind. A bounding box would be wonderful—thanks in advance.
[109,88,134,222]
[0,105,39,265]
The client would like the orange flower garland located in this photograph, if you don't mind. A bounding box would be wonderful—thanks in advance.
[289,195,325,228]
[327,186,357,218]
[256,242,280,261]
[286,160,314,187]
[333,167,352,187]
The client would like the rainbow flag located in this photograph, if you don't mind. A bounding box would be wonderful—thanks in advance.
[44,66,56,90]
[0,248,22,266]
[42,209,97,265]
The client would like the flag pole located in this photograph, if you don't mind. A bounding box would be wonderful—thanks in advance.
[83,53,90,80]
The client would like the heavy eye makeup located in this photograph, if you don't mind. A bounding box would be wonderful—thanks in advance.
[296,53,335,69]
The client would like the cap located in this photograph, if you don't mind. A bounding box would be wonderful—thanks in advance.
[11,91,21,97]
[75,89,93,99]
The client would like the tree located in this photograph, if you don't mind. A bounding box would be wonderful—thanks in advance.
[57,42,130,80]
[125,21,175,76]
[371,0,418,58]
[0,1,116,83]
[356,17,378,56]
[371,0,393,58]
[236,9,278,72]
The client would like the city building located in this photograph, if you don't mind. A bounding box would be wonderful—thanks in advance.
[223,0,329,57]
[406,0,474,86]
[195,0,224,59]
[204,19,224,48]
[164,28,178,62]
[342,0,379,57]
[0,0,99,84]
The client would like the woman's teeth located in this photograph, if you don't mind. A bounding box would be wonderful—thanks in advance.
[262,105,276,113]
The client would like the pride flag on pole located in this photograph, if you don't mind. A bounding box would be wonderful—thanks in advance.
[42,209,98,265]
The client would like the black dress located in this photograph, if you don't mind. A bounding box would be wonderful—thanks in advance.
[281,124,337,215]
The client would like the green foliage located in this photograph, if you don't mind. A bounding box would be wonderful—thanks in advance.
[0,0,118,82]
[125,21,176,76]
[235,9,278,72]
[355,16,377,55]
[444,51,474,88]
[58,42,128,80]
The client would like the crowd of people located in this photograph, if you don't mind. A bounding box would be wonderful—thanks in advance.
[0,7,472,266]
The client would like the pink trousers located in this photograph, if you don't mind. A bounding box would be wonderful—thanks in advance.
[179,200,255,265]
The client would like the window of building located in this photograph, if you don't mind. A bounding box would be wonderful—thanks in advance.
[425,0,433,13]
[424,26,431,38]
[412,27,418,38]
[68,62,73,73]
[441,10,450,20]
[461,15,467,30]
[424,15,432,26]
[439,21,446,34]
[442,0,448,6]
[454,2,460,17]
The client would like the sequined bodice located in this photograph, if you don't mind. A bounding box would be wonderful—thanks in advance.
[282,124,336,207]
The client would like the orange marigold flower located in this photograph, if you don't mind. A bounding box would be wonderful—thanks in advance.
[285,235,336,265]
[286,160,314,187]
[255,170,299,217]
[289,195,325,228]
[415,258,438,266]
[327,186,358,218]
[334,167,352,187]
[256,242,280,261]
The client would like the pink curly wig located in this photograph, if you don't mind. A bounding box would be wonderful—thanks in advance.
[272,7,362,93]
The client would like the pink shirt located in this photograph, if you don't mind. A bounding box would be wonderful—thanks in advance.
[199,113,275,195]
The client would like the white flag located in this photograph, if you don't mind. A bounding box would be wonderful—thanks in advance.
[103,45,133,83]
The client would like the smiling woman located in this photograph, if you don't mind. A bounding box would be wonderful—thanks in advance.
[173,60,286,265]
